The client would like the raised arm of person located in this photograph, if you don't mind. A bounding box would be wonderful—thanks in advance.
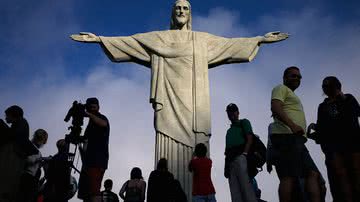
[85,112,108,128]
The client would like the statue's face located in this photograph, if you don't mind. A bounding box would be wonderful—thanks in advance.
[173,1,190,27]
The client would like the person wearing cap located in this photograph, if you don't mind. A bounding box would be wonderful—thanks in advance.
[270,66,320,202]
[224,103,258,202]
[78,97,110,202]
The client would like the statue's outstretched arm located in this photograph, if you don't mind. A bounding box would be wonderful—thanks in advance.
[70,32,101,43]
[259,31,290,44]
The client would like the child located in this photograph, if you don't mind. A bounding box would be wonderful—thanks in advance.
[189,143,216,202]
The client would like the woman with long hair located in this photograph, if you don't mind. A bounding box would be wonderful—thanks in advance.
[309,76,360,202]
[119,167,146,202]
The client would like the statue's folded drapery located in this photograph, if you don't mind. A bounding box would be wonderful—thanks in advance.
[98,30,261,201]
[100,30,260,147]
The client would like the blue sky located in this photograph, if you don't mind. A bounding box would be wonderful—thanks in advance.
[1,0,359,84]
[1,0,360,201]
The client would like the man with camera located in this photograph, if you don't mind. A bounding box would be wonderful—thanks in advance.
[78,97,110,202]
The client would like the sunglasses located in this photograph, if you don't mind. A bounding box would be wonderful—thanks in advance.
[288,74,302,79]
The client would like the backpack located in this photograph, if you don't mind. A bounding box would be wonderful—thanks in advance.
[240,120,267,178]
[124,181,143,202]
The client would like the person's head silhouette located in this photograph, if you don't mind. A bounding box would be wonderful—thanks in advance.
[104,179,113,191]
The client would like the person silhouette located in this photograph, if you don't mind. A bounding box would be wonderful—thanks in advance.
[119,167,146,202]
[100,179,119,202]
[147,158,175,202]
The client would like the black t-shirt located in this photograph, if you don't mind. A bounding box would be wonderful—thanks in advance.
[45,152,71,199]
[11,118,29,143]
[10,118,32,156]
[317,93,360,143]
[83,113,110,169]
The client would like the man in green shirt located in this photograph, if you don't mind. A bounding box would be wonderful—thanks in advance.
[270,66,321,202]
[225,103,257,202]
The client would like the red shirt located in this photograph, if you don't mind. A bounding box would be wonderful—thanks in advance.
[189,157,216,195]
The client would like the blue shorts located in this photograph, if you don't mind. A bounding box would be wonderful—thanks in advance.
[192,194,216,202]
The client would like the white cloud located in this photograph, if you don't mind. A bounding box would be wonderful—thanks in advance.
[192,7,251,37]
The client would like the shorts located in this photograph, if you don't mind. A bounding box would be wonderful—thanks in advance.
[77,167,105,200]
[271,134,319,178]
[321,141,360,154]
[193,194,217,202]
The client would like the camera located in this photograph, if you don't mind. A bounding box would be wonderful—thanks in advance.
[64,101,88,145]
[64,101,87,127]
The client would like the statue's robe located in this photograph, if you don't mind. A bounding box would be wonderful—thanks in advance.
[99,30,261,197]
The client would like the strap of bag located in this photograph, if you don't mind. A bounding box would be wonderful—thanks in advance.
[239,119,252,145]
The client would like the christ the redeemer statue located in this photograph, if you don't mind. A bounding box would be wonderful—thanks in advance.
[71,0,288,198]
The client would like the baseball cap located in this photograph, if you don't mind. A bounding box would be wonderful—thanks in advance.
[226,103,239,112]
[86,97,99,105]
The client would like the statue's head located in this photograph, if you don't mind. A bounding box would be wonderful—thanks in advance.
[170,0,192,30]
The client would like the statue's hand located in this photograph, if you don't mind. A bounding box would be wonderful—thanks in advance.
[261,31,289,43]
[70,32,100,43]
